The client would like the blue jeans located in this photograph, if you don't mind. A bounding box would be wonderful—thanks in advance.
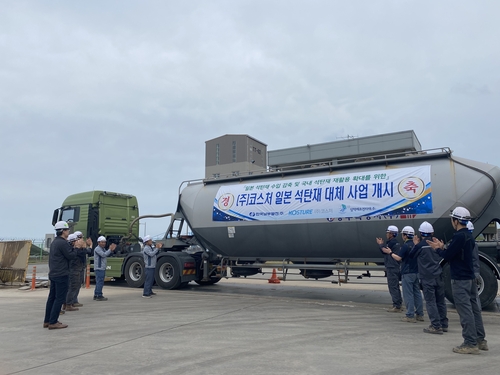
[402,273,423,318]
[452,279,486,346]
[94,269,105,297]
[143,268,155,296]
[44,275,69,324]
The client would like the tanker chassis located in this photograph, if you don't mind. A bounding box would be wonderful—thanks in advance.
[54,140,500,308]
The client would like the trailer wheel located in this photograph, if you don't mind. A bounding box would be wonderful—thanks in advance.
[124,258,145,288]
[443,262,498,309]
[155,257,181,289]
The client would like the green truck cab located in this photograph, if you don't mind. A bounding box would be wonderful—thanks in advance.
[52,190,201,288]
[52,190,141,278]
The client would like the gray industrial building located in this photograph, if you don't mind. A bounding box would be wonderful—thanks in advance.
[205,135,267,179]
[267,130,421,170]
[206,130,421,177]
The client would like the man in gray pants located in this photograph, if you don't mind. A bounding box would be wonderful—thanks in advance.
[428,207,487,355]
[376,225,402,312]
[411,222,448,334]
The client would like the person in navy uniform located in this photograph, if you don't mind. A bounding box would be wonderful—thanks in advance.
[376,225,402,312]
[427,207,487,354]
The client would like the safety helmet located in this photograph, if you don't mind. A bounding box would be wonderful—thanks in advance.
[68,233,78,243]
[97,236,106,242]
[401,226,415,236]
[54,221,69,230]
[74,231,83,238]
[450,207,471,223]
[467,221,474,232]
[386,225,399,235]
[418,221,434,237]
[143,235,152,242]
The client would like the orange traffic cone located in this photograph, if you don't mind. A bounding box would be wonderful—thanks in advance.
[268,268,280,284]
[85,264,91,289]
[30,266,36,290]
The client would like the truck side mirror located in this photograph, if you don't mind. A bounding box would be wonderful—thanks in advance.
[52,209,60,226]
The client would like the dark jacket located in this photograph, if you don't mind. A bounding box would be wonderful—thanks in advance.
[70,247,93,271]
[437,229,475,280]
[399,239,417,275]
[49,236,77,278]
[412,241,442,279]
[379,237,401,269]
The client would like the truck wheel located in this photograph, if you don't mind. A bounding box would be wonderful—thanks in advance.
[155,257,181,289]
[442,262,498,309]
[124,258,145,288]
[477,262,498,308]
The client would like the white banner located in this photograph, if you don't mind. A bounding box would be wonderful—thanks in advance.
[213,166,432,222]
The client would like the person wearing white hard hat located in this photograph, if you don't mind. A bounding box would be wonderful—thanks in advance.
[68,231,93,308]
[93,236,117,301]
[142,235,163,298]
[60,234,81,314]
[382,226,424,323]
[43,221,77,330]
[427,207,487,354]
[65,233,93,310]
[376,225,403,312]
[410,222,448,335]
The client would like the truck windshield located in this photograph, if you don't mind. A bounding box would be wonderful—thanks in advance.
[61,207,80,223]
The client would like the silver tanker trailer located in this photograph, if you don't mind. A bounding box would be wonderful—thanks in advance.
[155,143,500,308]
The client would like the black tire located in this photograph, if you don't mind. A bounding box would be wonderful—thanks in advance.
[124,258,145,288]
[442,261,498,309]
[195,276,222,286]
[477,262,498,308]
[155,257,181,289]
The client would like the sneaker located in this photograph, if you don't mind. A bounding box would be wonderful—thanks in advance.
[452,344,480,355]
[150,292,157,296]
[401,316,416,323]
[423,326,443,335]
[73,303,83,307]
[477,340,489,351]
[387,307,402,313]
[95,296,108,301]
[93,296,97,300]
[415,315,424,322]
[65,305,79,311]
[142,295,152,298]
[48,322,68,330]
[442,327,448,332]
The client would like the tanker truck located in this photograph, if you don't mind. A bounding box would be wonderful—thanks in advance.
[53,134,500,308]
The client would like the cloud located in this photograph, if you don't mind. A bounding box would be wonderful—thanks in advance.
[1,1,500,238]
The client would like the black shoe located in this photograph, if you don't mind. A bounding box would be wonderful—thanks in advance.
[93,296,97,300]
[95,296,108,301]
[150,292,157,296]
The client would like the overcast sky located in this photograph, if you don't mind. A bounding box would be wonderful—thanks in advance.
[1,1,499,240]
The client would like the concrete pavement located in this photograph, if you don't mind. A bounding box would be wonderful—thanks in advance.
[1,275,499,375]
